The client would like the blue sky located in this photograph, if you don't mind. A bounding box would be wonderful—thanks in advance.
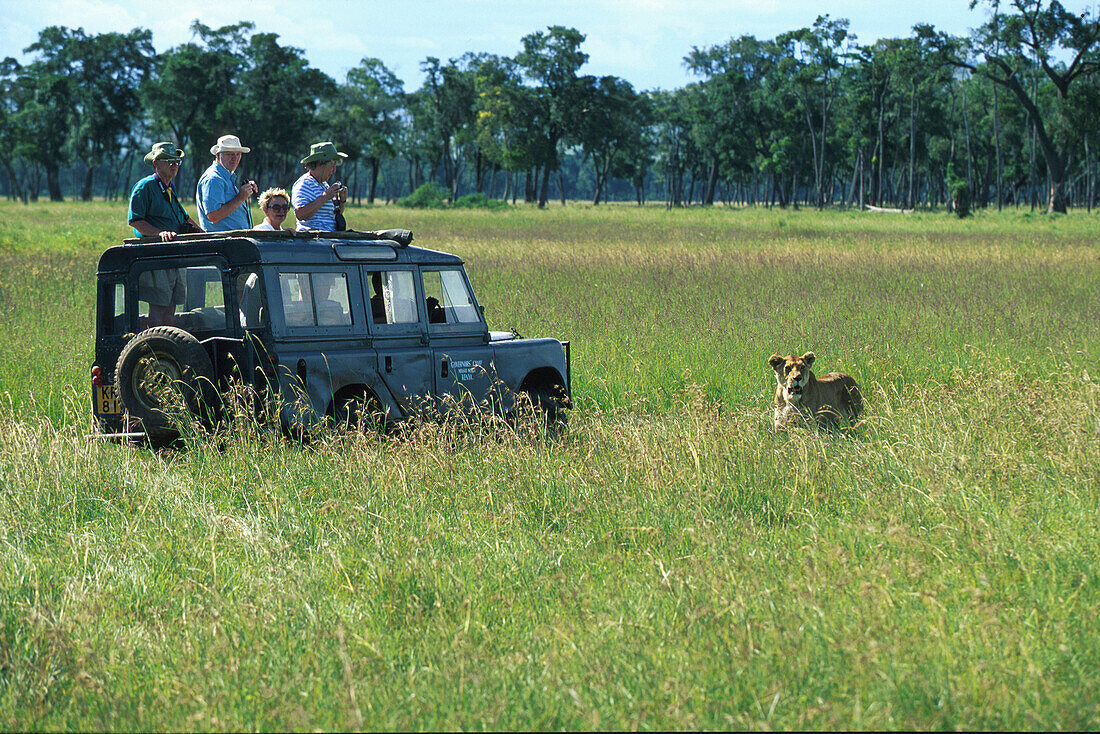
[0,0,1093,92]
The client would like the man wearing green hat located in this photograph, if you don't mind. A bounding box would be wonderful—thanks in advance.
[127,141,203,242]
[292,141,348,231]
[127,142,203,326]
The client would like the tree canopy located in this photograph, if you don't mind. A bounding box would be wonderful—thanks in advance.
[3,4,1100,212]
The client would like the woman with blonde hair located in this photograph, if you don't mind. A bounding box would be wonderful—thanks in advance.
[253,187,292,231]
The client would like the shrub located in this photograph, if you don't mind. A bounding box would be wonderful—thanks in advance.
[453,193,509,210]
[946,163,971,219]
[397,182,448,209]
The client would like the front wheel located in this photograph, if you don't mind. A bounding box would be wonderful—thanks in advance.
[519,385,569,433]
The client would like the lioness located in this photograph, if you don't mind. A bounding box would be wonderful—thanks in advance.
[769,352,862,428]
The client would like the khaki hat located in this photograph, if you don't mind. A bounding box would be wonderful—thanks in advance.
[144,141,185,164]
[300,141,347,166]
[210,134,251,155]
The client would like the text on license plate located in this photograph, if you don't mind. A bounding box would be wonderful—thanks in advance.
[96,384,120,415]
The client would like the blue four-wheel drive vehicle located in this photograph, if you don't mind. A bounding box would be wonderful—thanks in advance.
[91,229,571,440]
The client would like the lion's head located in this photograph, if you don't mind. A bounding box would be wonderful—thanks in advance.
[769,352,815,403]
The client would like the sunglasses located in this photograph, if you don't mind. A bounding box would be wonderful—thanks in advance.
[266,204,290,212]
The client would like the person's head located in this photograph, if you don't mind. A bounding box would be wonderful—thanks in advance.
[144,142,185,183]
[301,141,347,181]
[259,187,290,225]
[371,271,383,296]
[210,134,251,173]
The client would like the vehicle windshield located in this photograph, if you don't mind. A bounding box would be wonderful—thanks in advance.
[422,269,480,325]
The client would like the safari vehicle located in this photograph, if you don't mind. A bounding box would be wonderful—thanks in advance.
[91,229,571,440]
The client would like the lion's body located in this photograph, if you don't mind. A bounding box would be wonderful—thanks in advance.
[769,352,862,429]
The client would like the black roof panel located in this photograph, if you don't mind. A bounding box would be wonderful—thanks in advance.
[99,231,462,273]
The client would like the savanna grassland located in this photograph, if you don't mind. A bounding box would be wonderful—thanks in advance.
[0,200,1098,730]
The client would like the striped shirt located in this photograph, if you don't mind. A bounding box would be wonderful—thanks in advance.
[292,172,336,231]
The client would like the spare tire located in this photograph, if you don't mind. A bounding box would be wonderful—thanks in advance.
[115,326,216,439]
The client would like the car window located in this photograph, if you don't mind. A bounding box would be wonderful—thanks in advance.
[279,272,352,328]
[422,269,481,325]
[366,270,418,325]
[135,263,228,332]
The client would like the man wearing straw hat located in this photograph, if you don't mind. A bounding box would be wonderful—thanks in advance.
[292,141,348,231]
[127,141,202,242]
[196,134,258,231]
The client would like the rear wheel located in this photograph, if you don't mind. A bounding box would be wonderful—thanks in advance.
[332,391,387,433]
[115,326,216,440]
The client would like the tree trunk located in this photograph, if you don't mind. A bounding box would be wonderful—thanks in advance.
[703,159,718,206]
[1088,137,1094,213]
[908,84,918,210]
[538,165,551,208]
[81,164,94,202]
[45,164,63,202]
[525,168,537,203]
[369,160,380,204]
[876,93,886,206]
[0,156,27,204]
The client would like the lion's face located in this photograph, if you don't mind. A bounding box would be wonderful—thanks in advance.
[769,352,816,403]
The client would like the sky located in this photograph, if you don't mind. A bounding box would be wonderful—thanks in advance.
[1,0,1096,92]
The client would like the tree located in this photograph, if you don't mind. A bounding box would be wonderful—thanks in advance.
[685,35,779,205]
[949,0,1100,212]
[880,26,957,208]
[239,32,334,187]
[459,53,516,195]
[651,87,698,207]
[0,58,30,202]
[516,26,589,207]
[574,75,642,204]
[63,29,155,200]
[776,16,854,208]
[142,22,254,189]
[472,70,547,201]
[346,59,404,203]
[19,27,81,200]
[416,56,477,200]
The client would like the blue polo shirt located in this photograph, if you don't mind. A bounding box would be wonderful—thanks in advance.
[196,160,251,231]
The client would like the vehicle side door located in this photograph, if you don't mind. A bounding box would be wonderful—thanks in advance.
[362,266,433,416]
[421,267,495,414]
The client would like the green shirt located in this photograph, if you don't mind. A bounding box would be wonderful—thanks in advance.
[127,174,190,236]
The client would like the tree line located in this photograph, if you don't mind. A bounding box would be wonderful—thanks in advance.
[1,0,1098,213]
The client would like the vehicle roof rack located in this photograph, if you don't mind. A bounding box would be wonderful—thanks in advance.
[123,228,413,247]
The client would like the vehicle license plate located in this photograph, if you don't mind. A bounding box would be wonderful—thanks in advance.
[96,384,120,415]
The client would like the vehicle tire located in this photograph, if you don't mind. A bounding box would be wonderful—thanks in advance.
[115,326,216,440]
[522,386,568,432]
[332,391,387,433]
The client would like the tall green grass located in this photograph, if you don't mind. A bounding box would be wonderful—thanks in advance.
[0,201,1097,729]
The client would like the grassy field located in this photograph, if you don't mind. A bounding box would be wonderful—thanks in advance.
[0,200,1097,729]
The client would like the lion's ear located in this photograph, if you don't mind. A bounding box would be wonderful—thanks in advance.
[802,352,816,366]
[769,354,784,370]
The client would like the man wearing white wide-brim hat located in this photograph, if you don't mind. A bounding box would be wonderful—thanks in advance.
[196,134,258,231]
